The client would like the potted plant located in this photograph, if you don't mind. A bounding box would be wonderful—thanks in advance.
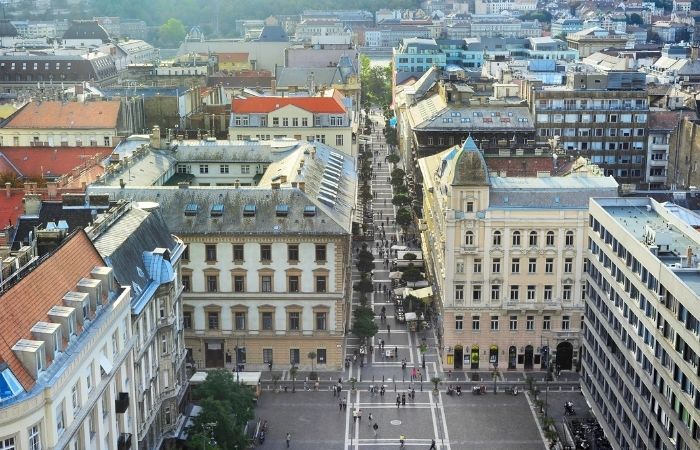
[430,376,442,392]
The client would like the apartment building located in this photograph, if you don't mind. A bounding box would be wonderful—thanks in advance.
[525,69,649,186]
[583,198,700,450]
[566,27,633,58]
[418,137,618,371]
[474,0,537,14]
[89,202,187,450]
[229,94,354,156]
[89,141,356,372]
[0,230,134,450]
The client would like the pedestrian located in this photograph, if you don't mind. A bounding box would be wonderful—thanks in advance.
[381,385,385,396]
[368,412,374,426]
[395,346,398,358]
[402,393,406,406]
[429,439,437,450]
[387,324,391,335]
[339,399,343,411]
[286,432,291,448]
[373,422,379,437]
[343,399,347,410]
[396,394,401,408]
[358,409,363,421]
[353,410,358,423]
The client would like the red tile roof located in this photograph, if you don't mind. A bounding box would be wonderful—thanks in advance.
[0,147,112,178]
[0,190,24,227]
[0,230,104,390]
[231,96,346,114]
[3,101,121,129]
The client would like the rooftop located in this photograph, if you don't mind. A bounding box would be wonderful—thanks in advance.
[0,147,112,178]
[2,101,121,130]
[231,95,346,114]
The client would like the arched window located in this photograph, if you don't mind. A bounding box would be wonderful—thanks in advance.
[512,231,521,246]
[546,231,555,246]
[492,230,502,246]
[465,231,474,246]
[529,231,538,246]
[565,231,575,246]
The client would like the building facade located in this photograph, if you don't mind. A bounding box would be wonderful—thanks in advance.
[419,138,618,371]
[583,198,700,450]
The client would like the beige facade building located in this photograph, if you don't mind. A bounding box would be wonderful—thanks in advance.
[418,138,618,371]
[566,27,633,58]
[89,141,356,372]
[583,198,700,450]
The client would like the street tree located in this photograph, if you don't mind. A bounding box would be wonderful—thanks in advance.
[387,154,400,164]
[392,193,412,207]
[187,369,255,450]
[357,249,375,273]
[401,264,423,287]
[353,275,374,294]
[308,351,317,371]
[158,18,186,47]
[289,366,298,393]
[403,252,417,261]
[351,305,379,343]
[391,168,406,180]
[396,208,412,228]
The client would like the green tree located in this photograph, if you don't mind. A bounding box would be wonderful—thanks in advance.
[392,193,412,207]
[357,249,375,273]
[401,264,423,287]
[403,252,417,261]
[518,10,552,22]
[396,207,412,228]
[289,366,298,393]
[187,370,255,450]
[308,351,317,371]
[159,18,186,47]
[351,305,379,341]
[387,154,400,164]
[391,168,406,179]
[360,54,392,108]
[353,275,374,294]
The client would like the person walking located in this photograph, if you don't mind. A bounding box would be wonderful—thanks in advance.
[429,439,437,450]
[401,393,406,406]
[286,432,291,448]
[368,412,374,427]
[396,394,401,408]
[373,422,379,437]
[343,399,347,410]
[339,399,343,411]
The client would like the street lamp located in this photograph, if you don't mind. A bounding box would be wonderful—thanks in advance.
[234,335,246,383]
[492,363,499,394]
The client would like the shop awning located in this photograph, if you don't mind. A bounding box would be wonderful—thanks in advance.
[409,286,433,299]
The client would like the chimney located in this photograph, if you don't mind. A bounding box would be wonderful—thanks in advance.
[692,46,699,62]
[178,182,190,189]
[298,181,305,192]
[686,246,694,267]
[271,182,280,190]
[279,175,287,184]
[46,181,58,199]
[271,79,277,95]
[4,182,10,198]
[23,194,42,216]
[150,125,161,149]
[234,179,240,188]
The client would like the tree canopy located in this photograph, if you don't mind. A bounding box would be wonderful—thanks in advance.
[159,18,187,47]
[518,10,553,23]
[360,55,392,109]
[188,369,256,450]
[351,305,379,340]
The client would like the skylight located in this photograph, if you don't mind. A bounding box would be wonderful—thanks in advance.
[303,205,317,217]
[211,203,224,217]
[276,204,289,217]
[0,368,23,400]
[243,203,256,217]
[184,203,199,216]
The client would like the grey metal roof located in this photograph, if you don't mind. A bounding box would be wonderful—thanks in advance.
[276,67,344,88]
[488,175,619,209]
[409,95,534,131]
[93,206,177,304]
[85,186,350,236]
[173,140,291,163]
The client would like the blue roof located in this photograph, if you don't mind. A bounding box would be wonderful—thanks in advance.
[462,136,479,152]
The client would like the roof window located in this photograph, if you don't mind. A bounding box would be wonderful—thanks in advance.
[276,204,289,217]
[243,203,256,217]
[211,203,224,217]
[303,205,317,217]
[184,203,199,216]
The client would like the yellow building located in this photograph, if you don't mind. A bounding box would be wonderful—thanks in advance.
[418,138,618,371]
[215,52,251,72]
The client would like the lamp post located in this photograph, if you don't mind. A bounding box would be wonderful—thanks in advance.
[234,335,246,383]
[541,337,550,419]
[492,363,499,394]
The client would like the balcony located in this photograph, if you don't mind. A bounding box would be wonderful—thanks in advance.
[115,392,129,414]
[117,433,132,450]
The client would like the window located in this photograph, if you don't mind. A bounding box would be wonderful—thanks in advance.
[512,231,521,246]
[511,258,520,273]
[466,202,474,212]
[316,349,326,364]
[182,275,191,292]
[234,312,246,330]
[510,285,519,301]
[262,312,273,331]
[288,312,300,331]
[206,275,218,292]
[336,135,344,146]
[205,244,217,262]
[564,258,573,273]
[509,316,518,331]
[316,275,327,293]
[260,244,271,261]
[56,402,65,435]
[263,349,273,365]
[233,244,244,261]
[183,311,192,329]
[455,315,463,330]
[456,262,464,273]
[490,316,499,330]
[545,258,553,273]
[529,231,538,246]
[28,425,40,450]
[492,258,501,273]
[288,275,299,293]
[563,284,572,301]
[491,285,500,301]
[241,165,250,174]
[292,118,299,127]
[290,349,300,365]
[302,118,308,127]
[543,316,551,330]
[562,315,570,330]
[527,285,536,301]
[315,312,327,330]
[472,285,481,302]
[0,438,15,450]
[465,231,474,246]
[199,164,209,174]
[473,259,482,273]
[492,231,502,246]
[315,244,327,262]
[234,275,245,292]
[261,275,272,293]
[288,244,299,262]
[471,315,480,330]
[565,231,574,246]
[526,316,534,331]
[544,285,553,301]
[72,382,80,409]
[528,258,537,274]
[455,285,464,301]
[272,117,279,126]
[220,164,229,174]
[207,311,219,330]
